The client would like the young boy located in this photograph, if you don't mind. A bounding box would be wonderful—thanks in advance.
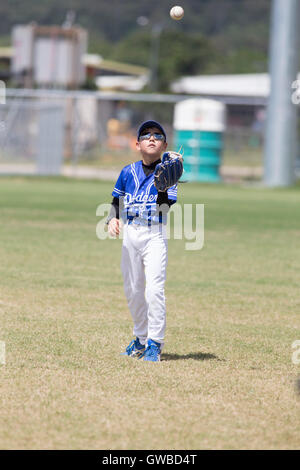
[107,120,180,362]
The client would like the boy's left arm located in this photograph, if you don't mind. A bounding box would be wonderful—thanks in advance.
[156,190,176,207]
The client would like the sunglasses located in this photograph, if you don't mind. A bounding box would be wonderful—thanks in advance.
[139,132,165,141]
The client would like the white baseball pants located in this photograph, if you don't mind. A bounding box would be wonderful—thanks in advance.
[121,222,168,347]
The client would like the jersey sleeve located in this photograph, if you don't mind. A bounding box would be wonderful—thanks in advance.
[112,168,126,198]
[167,183,178,202]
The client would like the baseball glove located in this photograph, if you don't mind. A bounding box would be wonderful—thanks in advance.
[154,151,184,192]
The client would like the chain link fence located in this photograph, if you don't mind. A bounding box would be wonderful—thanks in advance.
[0,90,268,179]
[0,99,64,174]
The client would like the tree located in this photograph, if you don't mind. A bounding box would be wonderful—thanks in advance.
[112,29,215,92]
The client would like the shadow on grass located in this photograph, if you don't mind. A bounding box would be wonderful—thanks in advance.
[162,352,223,362]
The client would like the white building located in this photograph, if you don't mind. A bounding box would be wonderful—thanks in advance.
[11,24,87,88]
[171,73,270,100]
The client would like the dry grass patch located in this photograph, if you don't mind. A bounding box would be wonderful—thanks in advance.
[0,177,299,449]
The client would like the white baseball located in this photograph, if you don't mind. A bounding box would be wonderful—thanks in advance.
[170,5,184,21]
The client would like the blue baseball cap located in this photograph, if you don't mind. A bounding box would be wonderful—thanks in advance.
[137,120,166,141]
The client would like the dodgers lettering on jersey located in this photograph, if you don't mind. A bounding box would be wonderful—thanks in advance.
[112,160,177,225]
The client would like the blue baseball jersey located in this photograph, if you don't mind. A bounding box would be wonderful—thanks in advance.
[112,160,178,225]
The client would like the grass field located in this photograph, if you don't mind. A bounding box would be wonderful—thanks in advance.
[74,143,264,171]
[0,176,299,450]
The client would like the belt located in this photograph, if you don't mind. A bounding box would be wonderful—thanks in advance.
[127,217,165,227]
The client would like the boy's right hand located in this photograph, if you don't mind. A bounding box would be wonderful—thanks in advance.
[108,218,121,237]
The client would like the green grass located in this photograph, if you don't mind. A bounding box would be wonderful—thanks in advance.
[223,147,263,167]
[0,176,299,449]
[73,145,263,171]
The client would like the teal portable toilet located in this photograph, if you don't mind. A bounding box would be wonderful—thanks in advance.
[173,98,226,182]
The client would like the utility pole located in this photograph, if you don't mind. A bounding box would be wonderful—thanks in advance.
[149,24,163,93]
[264,0,300,186]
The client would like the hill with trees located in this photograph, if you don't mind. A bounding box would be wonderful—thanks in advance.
[0,0,272,91]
